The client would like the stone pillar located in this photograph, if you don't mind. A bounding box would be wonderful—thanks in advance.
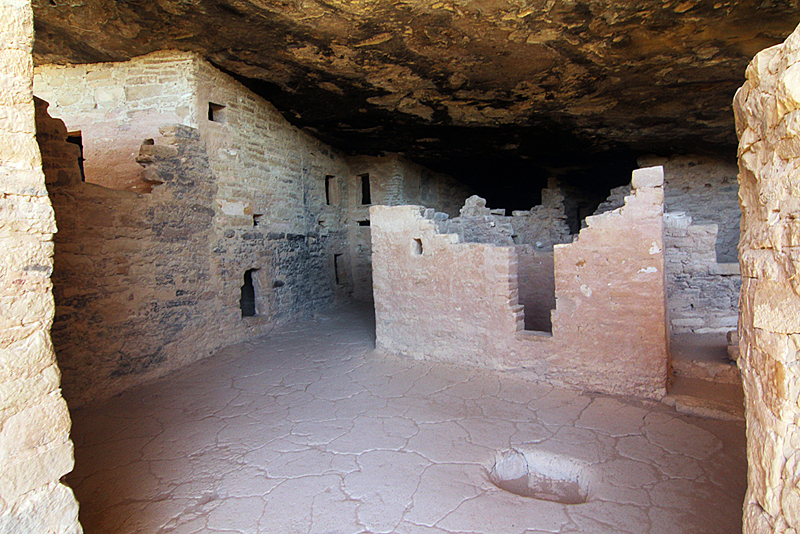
[735,23,800,534]
[0,0,82,532]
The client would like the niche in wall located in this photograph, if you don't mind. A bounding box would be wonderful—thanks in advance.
[360,173,371,205]
[65,131,86,182]
[334,254,344,285]
[208,102,227,124]
[240,269,259,317]
[412,238,423,256]
[325,175,339,205]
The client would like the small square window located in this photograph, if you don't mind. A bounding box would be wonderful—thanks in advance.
[208,102,227,124]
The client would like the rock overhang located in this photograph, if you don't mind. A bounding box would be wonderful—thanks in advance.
[30,0,800,201]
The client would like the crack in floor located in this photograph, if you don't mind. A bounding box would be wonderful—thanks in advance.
[67,304,746,534]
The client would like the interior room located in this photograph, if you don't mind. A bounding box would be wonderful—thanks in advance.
[4,1,800,533]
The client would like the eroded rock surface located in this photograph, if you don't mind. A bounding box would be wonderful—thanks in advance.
[735,22,800,534]
[31,0,800,173]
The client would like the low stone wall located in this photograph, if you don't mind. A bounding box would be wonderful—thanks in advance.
[346,155,473,301]
[372,167,669,399]
[438,182,571,250]
[734,24,800,534]
[0,1,81,531]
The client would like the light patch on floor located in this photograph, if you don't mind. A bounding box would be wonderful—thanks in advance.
[66,305,746,534]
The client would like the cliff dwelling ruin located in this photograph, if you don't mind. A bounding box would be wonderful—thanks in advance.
[5,1,800,533]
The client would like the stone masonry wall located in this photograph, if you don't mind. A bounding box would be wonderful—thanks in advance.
[649,155,742,263]
[438,182,571,250]
[664,211,741,334]
[372,166,669,399]
[37,100,225,407]
[734,25,800,534]
[34,53,196,192]
[594,158,742,334]
[193,57,354,318]
[346,155,473,301]
[0,1,81,532]
[647,156,742,335]
[33,52,470,404]
[435,185,570,332]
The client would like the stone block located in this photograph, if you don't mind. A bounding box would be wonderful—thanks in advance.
[632,166,664,189]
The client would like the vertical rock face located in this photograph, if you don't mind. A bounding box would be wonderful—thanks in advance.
[0,0,81,532]
[735,23,800,534]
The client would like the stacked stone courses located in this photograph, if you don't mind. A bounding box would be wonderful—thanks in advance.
[32,51,472,408]
[372,166,669,399]
[0,0,81,532]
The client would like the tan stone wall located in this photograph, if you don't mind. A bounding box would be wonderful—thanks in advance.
[33,52,470,403]
[0,1,81,532]
[438,183,571,250]
[734,25,800,534]
[593,158,742,335]
[193,58,355,316]
[664,211,741,334]
[653,156,742,334]
[372,166,669,399]
[34,53,196,192]
[345,155,473,301]
[38,101,229,406]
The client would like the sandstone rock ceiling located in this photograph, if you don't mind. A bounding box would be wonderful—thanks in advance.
[32,0,800,205]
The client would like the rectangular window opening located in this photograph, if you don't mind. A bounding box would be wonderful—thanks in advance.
[360,173,371,205]
[208,102,227,124]
[334,254,344,285]
[325,175,336,205]
[66,131,86,182]
[253,214,264,227]
[240,268,259,317]
[358,220,370,227]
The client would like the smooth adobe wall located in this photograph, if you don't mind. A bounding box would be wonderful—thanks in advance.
[372,166,669,399]
[0,0,81,531]
[734,23,800,534]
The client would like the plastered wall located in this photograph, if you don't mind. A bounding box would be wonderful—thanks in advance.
[734,24,800,534]
[0,1,81,531]
[372,167,669,399]
[346,155,473,301]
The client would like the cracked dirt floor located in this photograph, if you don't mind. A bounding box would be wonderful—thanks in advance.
[66,304,746,534]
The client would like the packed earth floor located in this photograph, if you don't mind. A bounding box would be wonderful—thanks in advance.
[66,304,747,534]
